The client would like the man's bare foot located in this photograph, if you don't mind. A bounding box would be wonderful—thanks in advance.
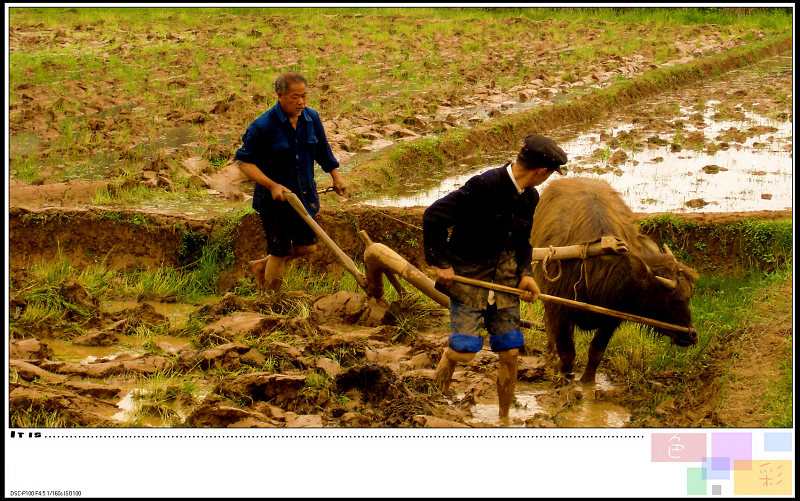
[433,352,457,393]
[249,257,268,289]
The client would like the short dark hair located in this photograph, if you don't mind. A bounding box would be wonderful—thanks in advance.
[275,72,307,94]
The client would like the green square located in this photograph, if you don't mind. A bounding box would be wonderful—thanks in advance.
[687,467,707,495]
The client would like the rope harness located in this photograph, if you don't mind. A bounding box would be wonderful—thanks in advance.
[534,242,592,301]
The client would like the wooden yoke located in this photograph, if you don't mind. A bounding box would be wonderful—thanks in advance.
[531,236,628,261]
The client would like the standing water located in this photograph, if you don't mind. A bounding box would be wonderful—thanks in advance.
[468,374,630,428]
[363,106,792,213]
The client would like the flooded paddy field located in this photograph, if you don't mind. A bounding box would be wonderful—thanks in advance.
[7,10,793,433]
[365,54,793,214]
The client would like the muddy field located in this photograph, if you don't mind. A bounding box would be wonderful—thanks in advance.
[7,8,793,431]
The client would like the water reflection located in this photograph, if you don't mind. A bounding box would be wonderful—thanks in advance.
[467,375,630,428]
[363,107,792,213]
[134,198,247,217]
[102,298,215,329]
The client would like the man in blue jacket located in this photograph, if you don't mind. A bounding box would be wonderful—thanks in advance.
[423,134,568,422]
[235,72,346,292]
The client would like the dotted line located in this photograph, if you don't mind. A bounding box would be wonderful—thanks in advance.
[41,434,646,439]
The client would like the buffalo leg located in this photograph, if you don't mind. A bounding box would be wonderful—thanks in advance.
[581,326,615,383]
[545,308,575,378]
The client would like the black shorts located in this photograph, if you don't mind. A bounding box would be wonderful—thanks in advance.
[258,203,318,257]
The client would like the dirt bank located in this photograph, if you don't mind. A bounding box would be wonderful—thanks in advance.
[9,205,792,288]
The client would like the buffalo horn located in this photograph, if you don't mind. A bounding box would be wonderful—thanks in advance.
[655,275,678,289]
[662,244,675,258]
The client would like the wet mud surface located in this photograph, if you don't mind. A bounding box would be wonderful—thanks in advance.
[8,13,788,211]
[9,290,634,428]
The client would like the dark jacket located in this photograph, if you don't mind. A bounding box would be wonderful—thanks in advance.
[423,164,538,309]
[234,102,339,217]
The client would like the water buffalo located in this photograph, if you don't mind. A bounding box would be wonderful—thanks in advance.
[530,177,699,383]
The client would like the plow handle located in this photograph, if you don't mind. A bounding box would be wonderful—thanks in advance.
[451,275,695,335]
[284,192,367,290]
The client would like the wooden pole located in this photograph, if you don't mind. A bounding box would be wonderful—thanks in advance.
[452,275,696,335]
[284,192,368,290]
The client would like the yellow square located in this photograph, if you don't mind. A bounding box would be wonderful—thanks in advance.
[734,460,792,495]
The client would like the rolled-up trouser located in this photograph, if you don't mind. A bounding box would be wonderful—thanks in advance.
[448,299,524,353]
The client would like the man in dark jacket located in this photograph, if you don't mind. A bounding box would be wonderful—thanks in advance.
[423,134,568,422]
[235,72,346,292]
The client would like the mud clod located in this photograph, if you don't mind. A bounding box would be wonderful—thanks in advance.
[333,363,404,403]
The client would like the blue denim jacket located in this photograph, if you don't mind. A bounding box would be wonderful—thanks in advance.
[234,102,339,216]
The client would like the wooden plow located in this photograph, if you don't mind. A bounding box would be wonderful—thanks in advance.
[285,193,691,334]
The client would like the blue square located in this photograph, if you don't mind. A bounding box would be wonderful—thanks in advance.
[702,457,730,480]
[764,432,792,452]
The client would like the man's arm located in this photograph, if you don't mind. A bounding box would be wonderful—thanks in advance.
[329,167,347,196]
[236,160,290,201]
[234,118,292,201]
[517,275,540,303]
[423,196,456,272]
[433,265,456,286]
[423,178,484,280]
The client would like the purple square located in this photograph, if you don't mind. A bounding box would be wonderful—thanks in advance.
[711,433,752,470]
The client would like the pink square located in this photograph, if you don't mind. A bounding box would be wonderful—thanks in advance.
[651,433,707,462]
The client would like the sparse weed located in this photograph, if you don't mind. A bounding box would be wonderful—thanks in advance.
[10,405,79,428]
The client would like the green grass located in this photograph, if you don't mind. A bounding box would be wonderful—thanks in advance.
[9,155,41,184]
[91,184,154,206]
[8,6,791,187]
[120,266,187,300]
[127,368,203,425]
[9,405,80,428]
[10,256,98,335]
[637,215,792,272]
[519,263,792,415]
[281,262,366,297]
[762,335,792,427]
[602,266,792,421]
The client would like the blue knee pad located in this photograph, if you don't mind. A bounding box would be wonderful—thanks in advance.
[489,330,524,352]
[449,334,483,353]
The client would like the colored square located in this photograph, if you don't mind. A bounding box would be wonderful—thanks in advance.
[687,467,707,495]
[764,432,793,452]
[712,484,722,495]
[734,460,792,495]
[651,433,706,462]
[712,432,752,470]
[702,457,730,480]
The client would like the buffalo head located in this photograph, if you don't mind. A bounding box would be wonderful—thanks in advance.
[631,242,700,347]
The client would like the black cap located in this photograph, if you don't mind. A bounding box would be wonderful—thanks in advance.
[520,134,568,175]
